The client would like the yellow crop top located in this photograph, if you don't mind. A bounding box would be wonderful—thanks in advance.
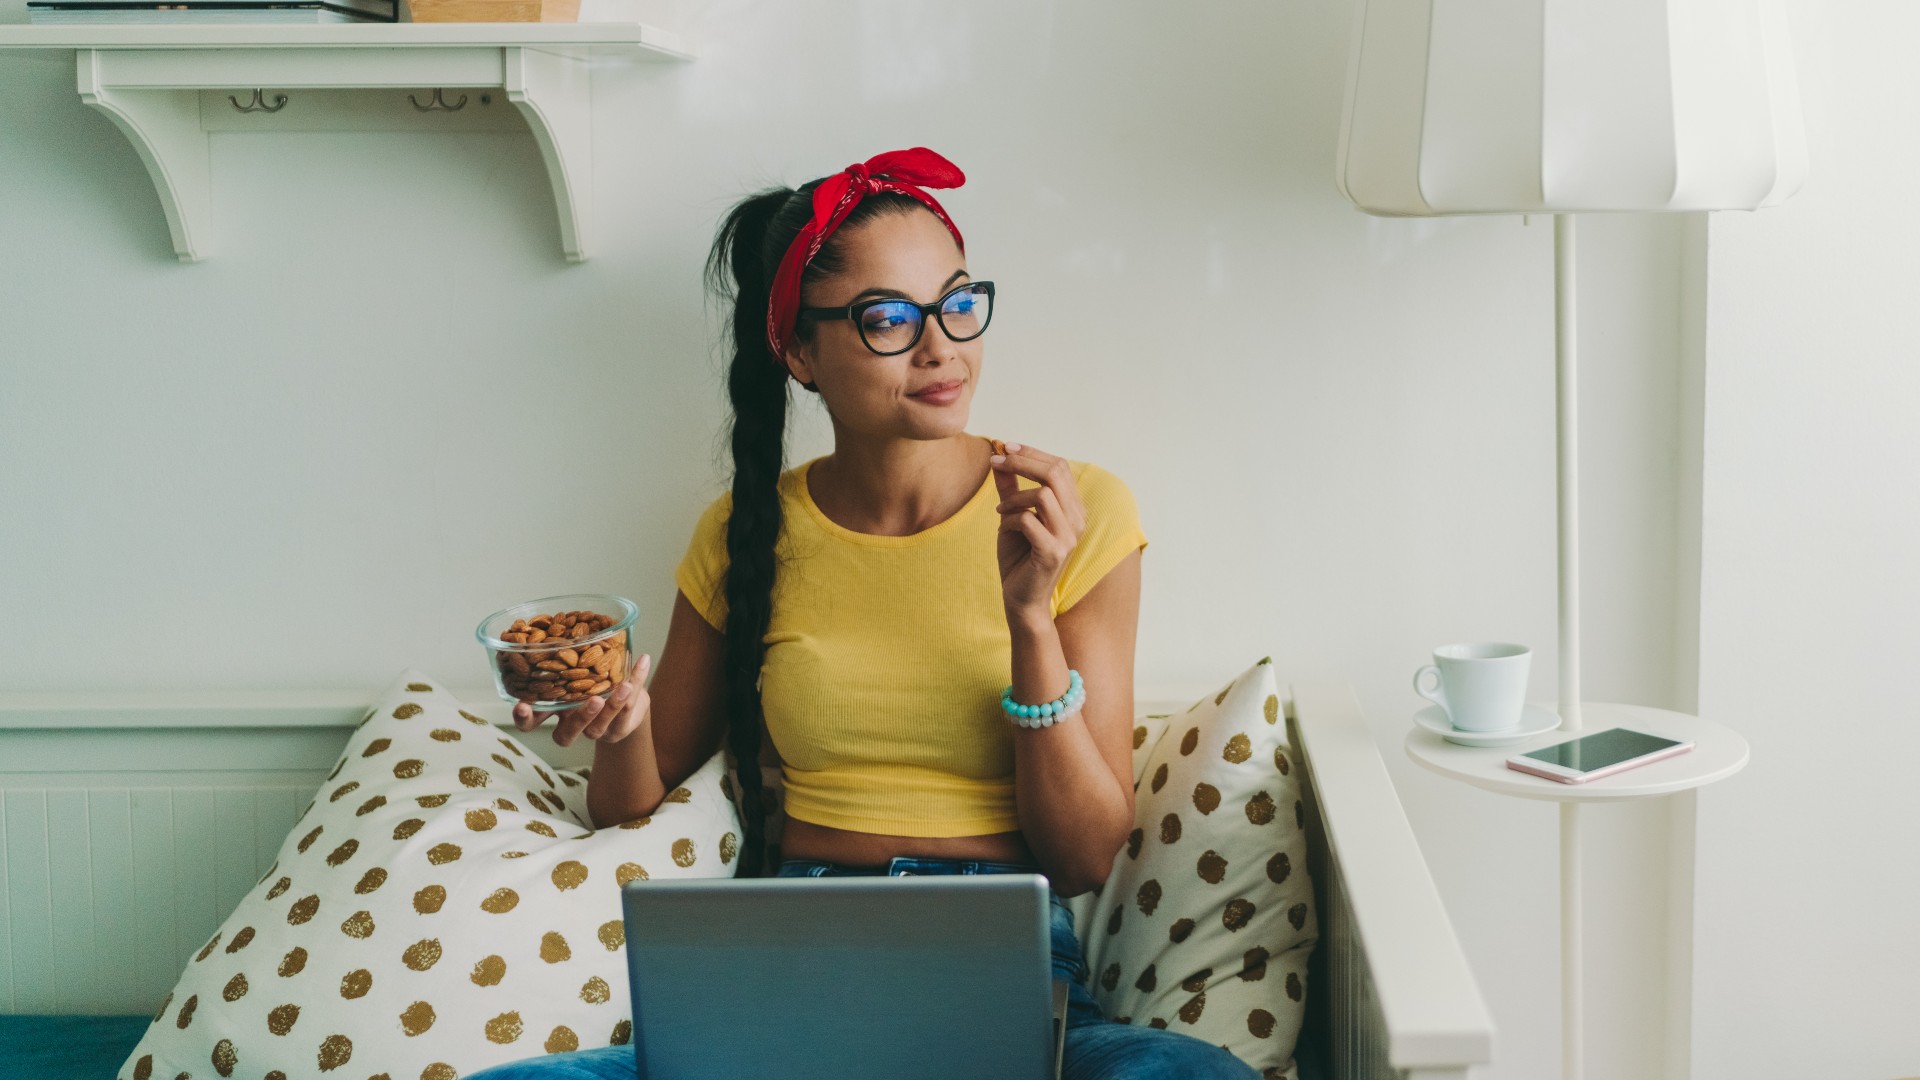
[672,442,1148,837]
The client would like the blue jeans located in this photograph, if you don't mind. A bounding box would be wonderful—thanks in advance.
[468,856,1257,1080]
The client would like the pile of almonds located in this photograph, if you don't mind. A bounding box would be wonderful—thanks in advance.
[494,610,628,706]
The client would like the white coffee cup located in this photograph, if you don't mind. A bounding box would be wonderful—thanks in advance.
[1413,642,1531,732]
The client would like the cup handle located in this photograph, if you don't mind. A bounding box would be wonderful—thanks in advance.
[1413,665,1447,710]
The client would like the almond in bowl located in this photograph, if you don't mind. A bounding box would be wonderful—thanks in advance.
[477,594,636,711]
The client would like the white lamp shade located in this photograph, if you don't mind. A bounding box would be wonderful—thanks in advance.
[1335,0,1808,215]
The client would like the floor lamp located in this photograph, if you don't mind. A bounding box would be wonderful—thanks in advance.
[1334,3,1807,1078]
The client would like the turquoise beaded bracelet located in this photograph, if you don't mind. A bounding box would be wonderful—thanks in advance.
[1001,669,1085,729]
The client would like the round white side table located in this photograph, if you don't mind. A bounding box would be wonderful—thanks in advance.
[1404,703,1749,1079]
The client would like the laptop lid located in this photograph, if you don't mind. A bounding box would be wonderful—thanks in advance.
[621,875,1055,1080]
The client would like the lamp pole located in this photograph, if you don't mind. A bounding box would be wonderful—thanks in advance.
[1554,212,1583,1080]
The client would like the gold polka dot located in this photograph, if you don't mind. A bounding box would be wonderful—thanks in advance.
[422,1065,457,1080]
[1264,694,1280,725]
[615,812,650,829]
[135,1053,153,1080]
[413,884,447,913]
[329,781,360,803]
[316,1033,353,1071]
[1100,963,1120,991]
[1193,782,1221,814]
[1126,828,1143,859]
[615,863,648,886]
[1134,964,1157,992]
[1160,813,1183,844]
[212,1037,237,1077]
[1223,898,1257,931]
[393,703,423,720]
[528,792,552,814]
[580,976,611,1004]
[194,932,222,961]
[501,850,528,859]
[471,955,507,986]
[1198,850,1228,884]
[361,738,392,757]
[460,709,489,726]
[429,728,460,742]
[1106,905,1124,936]
[486,1011,524,1044]
[415,794,450,808]
[1286,970,1303,1001]
[534,765,555,787]
[1150,763,1169,793]
[525,820,557,838]
[296,827,323,854]
[340,910,374,938]
[223,972,248,1001]
[266,876,291,900]
[222,927,255,956]
[1169,918,1195,943]
[176,993,198,1028]
[499,738,525,757]
[597,920,624,951]
[464,808,498,832]
[540,931,572,963]
[151,992,172,1023]
[402,938,442,971]
[325,839,359,866]
[1215,681,1234,705]
[340,969,372,999]
[495,797,521,812]
[480,887,519,914]
[1267,852,1292,884]
[407,682,433,692]
[458,766,490,788]
[1287,901,1308,930]
[267,1003,300,1035]
[1178,992,1207,1023]
[1223,733,1252,764]
[394,759,425,779]
[268,1071,288,1080]
[1180,728,1199,756]
[720,832,739,864]
[551,860,588,891]
[1245,792,1276,825]
[1181,967,1213,993]
[610,1019,631,1046]
[1296,799,1304,829]
[491,753,516,771]
[426,842,462,865]
[1136,879,1162,915]
[399,1001,435,1037]
[1248,1008,1276,1038]
[662,786,691,804]
[349,867,386,895]
[356,795,388,817]
[545,1026,579,1053]
[328,757,348,780]
[1132,725,1147,749]
[278,947,307,977]
[671,838,696,868]
[288,895,320,925]
[1240,946,1270,981]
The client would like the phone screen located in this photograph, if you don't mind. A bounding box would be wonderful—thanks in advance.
[1520,727,1682,773]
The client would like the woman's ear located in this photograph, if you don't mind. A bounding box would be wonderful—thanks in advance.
[782,340,819,393]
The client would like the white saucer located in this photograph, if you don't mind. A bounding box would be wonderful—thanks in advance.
[1413,704,1562,747]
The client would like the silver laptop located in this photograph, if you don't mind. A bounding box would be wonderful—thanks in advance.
[621,875,1067,1079]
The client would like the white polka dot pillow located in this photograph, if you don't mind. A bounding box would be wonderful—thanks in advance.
[1065,657,1317,1080]
[116,668,741,1080]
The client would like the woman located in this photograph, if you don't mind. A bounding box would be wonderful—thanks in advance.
[475,148,1257,1079]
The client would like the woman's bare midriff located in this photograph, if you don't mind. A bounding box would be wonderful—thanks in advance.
[778,816,1038,869]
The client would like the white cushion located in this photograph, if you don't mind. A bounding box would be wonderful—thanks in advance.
[1065,657,1317,1080]
[117,669,740,1080]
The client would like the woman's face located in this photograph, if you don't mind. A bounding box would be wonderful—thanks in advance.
[783,208,982,442]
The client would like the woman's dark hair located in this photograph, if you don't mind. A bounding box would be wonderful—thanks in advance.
[702,180,928,876]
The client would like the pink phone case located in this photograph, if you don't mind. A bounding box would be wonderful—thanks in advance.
[1505,740,1694,783]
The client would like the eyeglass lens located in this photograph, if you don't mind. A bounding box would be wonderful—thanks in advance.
[858,284,992,354]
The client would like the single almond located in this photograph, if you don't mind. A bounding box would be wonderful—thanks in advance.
[589,680,611,695]
[558,648,579,668]
[567,678,597,692]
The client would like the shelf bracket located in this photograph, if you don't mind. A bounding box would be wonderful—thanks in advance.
[504,46,591,264]
[78,49,211,263]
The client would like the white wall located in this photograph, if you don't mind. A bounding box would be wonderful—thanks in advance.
[0,3,1705,1076]
[1693,3,1920,1076]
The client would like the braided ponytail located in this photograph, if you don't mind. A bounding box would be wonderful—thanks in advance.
[703,182,926,877]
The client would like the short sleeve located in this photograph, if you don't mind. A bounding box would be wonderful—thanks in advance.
[1052,462,1148,617]
[673,493,732,632]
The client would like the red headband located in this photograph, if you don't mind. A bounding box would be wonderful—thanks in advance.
[765,147,967,364]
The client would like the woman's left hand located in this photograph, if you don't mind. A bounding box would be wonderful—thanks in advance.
[991,441,1087,620]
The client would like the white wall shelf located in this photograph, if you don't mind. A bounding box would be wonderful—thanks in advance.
[0,23,697,262]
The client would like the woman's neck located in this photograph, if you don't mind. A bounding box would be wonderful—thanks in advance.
[808,432,991,537]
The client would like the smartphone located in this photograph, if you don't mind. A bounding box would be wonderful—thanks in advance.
[1506,726,1693,784]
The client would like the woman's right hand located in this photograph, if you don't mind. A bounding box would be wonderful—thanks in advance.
[513,652,652,748]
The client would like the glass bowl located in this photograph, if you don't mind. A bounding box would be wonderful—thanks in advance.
[475,593,638,713]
